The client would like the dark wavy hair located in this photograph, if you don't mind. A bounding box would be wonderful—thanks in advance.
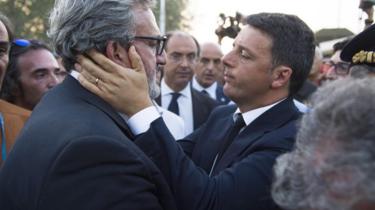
[246,13,315,96]
[0,40,51,103]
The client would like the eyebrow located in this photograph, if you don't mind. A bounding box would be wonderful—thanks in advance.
[0,41,10,48]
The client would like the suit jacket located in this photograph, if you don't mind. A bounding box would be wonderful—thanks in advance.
[135,97,300,210]
[215,84,231,105]
[0,99,31,166]
[155,87,218,130]
[0,76,177,210]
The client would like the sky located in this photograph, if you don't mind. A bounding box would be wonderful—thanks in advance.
[185,0,365,52]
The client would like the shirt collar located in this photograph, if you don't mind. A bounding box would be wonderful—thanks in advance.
[192,76,217,97]
[161,78,191,98]
[234,98,286,125]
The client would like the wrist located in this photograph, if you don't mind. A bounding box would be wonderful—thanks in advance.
[126,98,153,117]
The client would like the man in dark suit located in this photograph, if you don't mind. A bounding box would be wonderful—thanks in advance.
[0,0,176,209]
[157,31,218,136]
[76,13,315,210]
[191,42,231,104]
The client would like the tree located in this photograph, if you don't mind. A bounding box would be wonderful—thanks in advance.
[153,0,190,32]
[0,0,54,41]
[0,0,189,41]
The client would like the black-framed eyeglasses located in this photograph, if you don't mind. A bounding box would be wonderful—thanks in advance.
[132,35,167,56]
[323,60,350,75]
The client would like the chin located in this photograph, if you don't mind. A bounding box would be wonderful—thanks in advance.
[149,80,161,99]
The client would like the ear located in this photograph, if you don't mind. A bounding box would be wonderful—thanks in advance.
[105,41,131,67]
[270,65,292,89]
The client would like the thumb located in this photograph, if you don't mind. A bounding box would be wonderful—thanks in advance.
[129,45,145,73]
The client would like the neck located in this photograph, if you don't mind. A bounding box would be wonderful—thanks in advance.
[236,91,288,113]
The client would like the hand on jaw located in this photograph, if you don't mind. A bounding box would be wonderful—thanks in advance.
[75,46,153,116]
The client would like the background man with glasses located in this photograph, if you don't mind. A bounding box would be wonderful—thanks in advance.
[192,42,231,104]
[321,38,352,83]
[155,31,218,136]
[0,0,177,209]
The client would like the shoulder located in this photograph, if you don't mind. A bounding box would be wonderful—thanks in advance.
[0,100,31,118]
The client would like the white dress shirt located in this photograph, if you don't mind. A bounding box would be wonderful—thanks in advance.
[154,104,186,140]
[71,71,186,139]
[160,79,194,135]
[191,76,218,100]
[234,99,285,126]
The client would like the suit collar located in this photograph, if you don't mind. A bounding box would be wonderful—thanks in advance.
[213,97,299,174]
[63,76,134,139]
[236,98,286,126]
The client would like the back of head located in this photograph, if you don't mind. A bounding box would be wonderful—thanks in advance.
[0,39,52,103]
[272,77,375,210]
[48,0,155,71]
[245,13,315,96]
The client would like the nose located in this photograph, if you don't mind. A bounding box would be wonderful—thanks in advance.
[180,56,190,67]
[157,51,166,66]
[222,50,235,68]
[324,66,338,80]
[47,73,59,89]
[207,60,214,70]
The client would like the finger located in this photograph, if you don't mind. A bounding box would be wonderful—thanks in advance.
[129,45,145,73]
[76,54,109,83]
[77,74,104,97]
[87,49,121,74]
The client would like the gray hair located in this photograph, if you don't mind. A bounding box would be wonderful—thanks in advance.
[272,77,375,210]
[350,65,375,78]
[48,0,155,71]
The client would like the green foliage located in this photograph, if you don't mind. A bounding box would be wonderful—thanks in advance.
[0,0,54,41]
[153,0,190,32]
[0,0,189,41]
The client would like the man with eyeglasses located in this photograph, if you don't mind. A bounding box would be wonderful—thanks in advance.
[0,39,66,111]
[0,0,177,209]
[0,12,31,167]
[321,38,352,83]
[155,31,218,136]
[76,13,315,210]
[192,42,231,104]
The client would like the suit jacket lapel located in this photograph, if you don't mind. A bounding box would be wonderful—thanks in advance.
[213,98,299,173]
[64,76,135,139]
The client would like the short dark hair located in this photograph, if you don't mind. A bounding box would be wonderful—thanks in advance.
[0,12,14,42]
[333,37,352,52]
[165,31,200,56]
[245,13,315,96]
[0,39,52,103]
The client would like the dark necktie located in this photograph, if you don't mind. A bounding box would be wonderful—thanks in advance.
[168,92,181,115]
[201,90,209,95]
[209,113,246,176]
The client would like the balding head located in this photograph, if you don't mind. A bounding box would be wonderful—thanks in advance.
[194,42,224,88]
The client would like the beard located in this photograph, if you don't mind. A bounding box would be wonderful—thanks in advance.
[148,73,161,99]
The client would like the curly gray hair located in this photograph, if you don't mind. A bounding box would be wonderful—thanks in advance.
[272,78,375,210]
[48,0,154,71]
